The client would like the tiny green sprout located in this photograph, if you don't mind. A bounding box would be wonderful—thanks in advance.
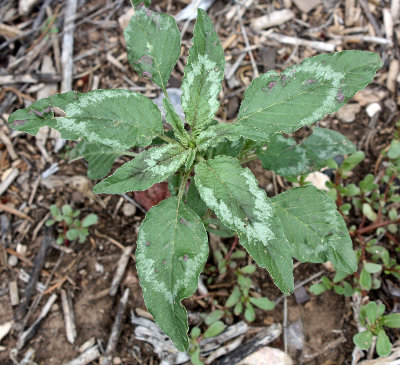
[353,301,400,357]
[46,204,98,245]
[225,265,274,322]
[8,1,382,351]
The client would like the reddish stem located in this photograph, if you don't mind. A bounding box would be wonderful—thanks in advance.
[352,218,400,235]
[224,236,239,263]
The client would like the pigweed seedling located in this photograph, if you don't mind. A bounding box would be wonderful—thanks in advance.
[46,204,98,245]
[9,2,383,350]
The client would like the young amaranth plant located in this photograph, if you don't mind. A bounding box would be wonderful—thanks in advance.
[8,4,382,351]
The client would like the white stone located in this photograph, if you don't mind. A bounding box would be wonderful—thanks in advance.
[237,346,293,365]
[336,103,361,123]
[16,243,27,255]
[304,172,330,191]
[366,103,382,118]
[122,203,137,217]
[7,255,18,267]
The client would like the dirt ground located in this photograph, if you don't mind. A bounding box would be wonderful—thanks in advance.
[0,0,399,364]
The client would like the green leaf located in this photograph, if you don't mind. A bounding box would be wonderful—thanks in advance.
[234,302,243,315]
[249,297,275,311]
[181,9,224,132]
[225,286,241,308]
[376,330,391,357]
[340,151,365,172]
[353,330,373,350]
[196,123,243,152]
[383,313,400,328]
[136,197,209,351]
[364,302,378,324]
[130,0,151,6]
[241,264,256,275]
[309,283,328,295]
[45,219,55,227]
[360,268,372,290]
[82,214,98,228]
[69,141,121,180]
[94,144,190,194]
[50,205,59,218]
[124,7,180,90]
[191,327,201,339]
[66,228,79,241]
[244,302,256,322]
[232,51,381,142]
[203,218,235,238]
[364,262,382,274]
[163,98,187,142]
[271,185,357,274]
[258,128,355,177]
[62,205,73,216]
[388,140,400,160]
[186,181,208,218]
[204,321,225,338]
[238,275,252,289]
[204,310,224,326]
[362,203,377,222]
[195,156,294,294]
[8,90,163,150]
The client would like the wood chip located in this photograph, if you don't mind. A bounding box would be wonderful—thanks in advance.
[0,168,19,196]
[109,246,134,297]
[61,289,77,344]
[263,32,337,52]
[64,346,101,365]
[387,59,399,94]
[0,321,13,342]
[251,10,294,31]
[9,281,19,306]
[0,23,23,38]
[101,288,130,365]
[17,293,57,349]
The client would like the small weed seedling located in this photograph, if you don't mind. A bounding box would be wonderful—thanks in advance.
[9,1,382,350]
[309,126,400,356]
[353,302,400,357]
[46,204,98,245]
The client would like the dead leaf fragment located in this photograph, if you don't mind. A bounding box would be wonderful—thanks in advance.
[292,0,321,13]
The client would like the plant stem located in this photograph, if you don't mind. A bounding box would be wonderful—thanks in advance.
[178,170,191,203]
[239,154,258,164]
[157,133,180,145]
[352,218,400,235]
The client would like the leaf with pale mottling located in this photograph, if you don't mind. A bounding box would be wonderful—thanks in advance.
[136,197,208,351]
[124,7,180,89]
[232,51,382,142]
[194,156,293,293]
[8,90,163,149]
[181,9,224,132]
[258,127,356,177]
[93,144,190,194]
[271,185,357,274]
[69,141,121,180]
[163,98,187,142]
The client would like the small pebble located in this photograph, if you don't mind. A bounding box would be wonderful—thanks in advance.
[113,357,122,365]
[122,203,137,217]
[366,102,382,118]
[16,243,27,255]
[95,262,104,274]
[7,255,18,267]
